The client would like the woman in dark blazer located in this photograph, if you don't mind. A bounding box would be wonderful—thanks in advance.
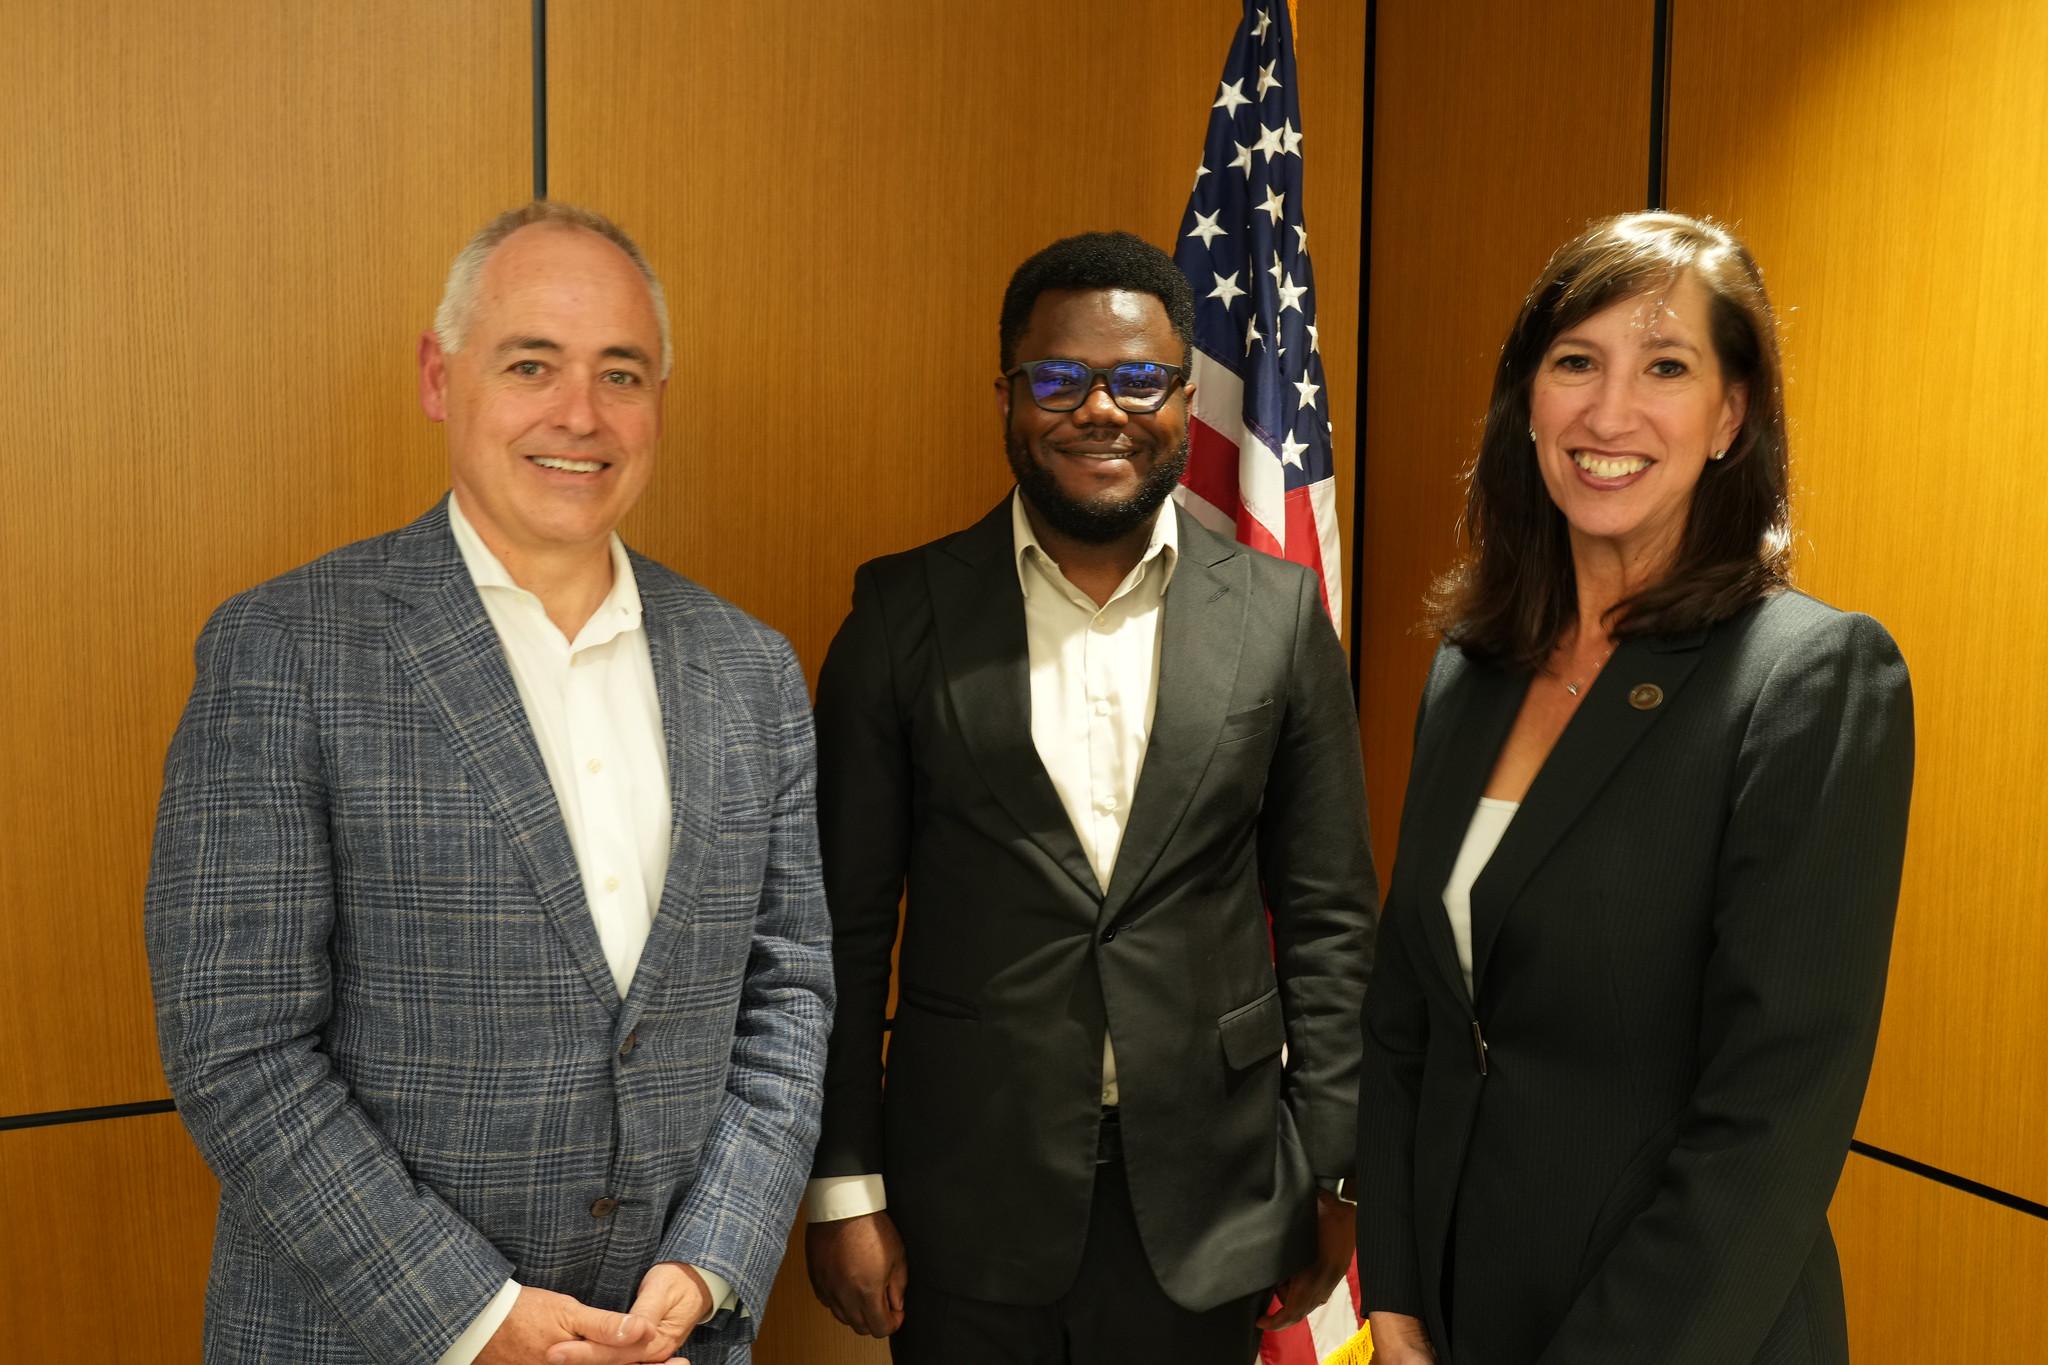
[1356,212,1914,1365]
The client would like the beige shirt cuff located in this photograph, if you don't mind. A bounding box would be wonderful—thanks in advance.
[693,1266,739,1320]
[436,1278,521,1365]
[804,1173,889,1222]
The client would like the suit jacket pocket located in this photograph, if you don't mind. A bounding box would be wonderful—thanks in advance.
[1217,699,1274,746]
[1574,1108,1685,1284]
[1218,986,1285,1069]
[897,983,981,1021]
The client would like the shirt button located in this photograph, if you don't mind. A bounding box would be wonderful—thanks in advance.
[586,758,604,774]
[1093,698,1111,717]
[604,875,621,893]
[589,1197,620,1219]
[1098,795,1118,813]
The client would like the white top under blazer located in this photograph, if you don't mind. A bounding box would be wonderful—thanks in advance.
[1442,797,1519,996]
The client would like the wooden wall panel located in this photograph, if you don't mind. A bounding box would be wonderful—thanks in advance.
[1830,1155,2048,1360]
[1358,2,1652,876]
[550,5,1365,1359]
[0,1115,219,1356]
[548,0,1365,686]
[1668,0,2048,1208]
[0,0,529,1119]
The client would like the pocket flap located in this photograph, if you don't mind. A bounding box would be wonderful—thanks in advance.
[1217,987,1285,1069]
[1218,699,1274,745]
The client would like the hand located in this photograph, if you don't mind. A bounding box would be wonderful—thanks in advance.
[541,1262,709,1365]
[805,1211,908,1337]
[475,1286,657,1365]
[1258,1189,1357,1331]
[1364,1310,1436,1363]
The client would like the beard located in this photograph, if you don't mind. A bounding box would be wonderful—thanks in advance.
[1005,427,1190,545]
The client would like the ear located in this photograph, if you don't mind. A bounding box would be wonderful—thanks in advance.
[418,330,451,422]
[993,371,1013,425]
[1717,380,1749,453]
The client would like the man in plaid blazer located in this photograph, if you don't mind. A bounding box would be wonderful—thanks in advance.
[145,202,832,1365]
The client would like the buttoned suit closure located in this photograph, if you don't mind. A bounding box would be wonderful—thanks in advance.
[813,501,1376,1312]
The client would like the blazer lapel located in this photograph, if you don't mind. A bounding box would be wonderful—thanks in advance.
[929,502,1101,900]
[381,501,620,1014]
[1400,653,1526,1008]
[617,562,722,1023]
[1467,630,1710,993]
[1098,510,1244,925]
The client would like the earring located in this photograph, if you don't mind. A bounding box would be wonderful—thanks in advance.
[1709,449,1727,461]
[1528,426,1537,443]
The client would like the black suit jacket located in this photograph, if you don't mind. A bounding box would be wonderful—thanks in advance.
[1356,590,1914,1365]
[811,499,1377,1310]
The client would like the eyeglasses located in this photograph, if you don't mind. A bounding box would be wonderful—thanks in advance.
[1003,358,1187,414]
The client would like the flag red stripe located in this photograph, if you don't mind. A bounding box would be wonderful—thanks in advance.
[1185,416,1289,558]
[1283,482,1333,617]
[1259,1299,1322,1365]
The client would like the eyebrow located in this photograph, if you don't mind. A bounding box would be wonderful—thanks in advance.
[491,336,653,367]
[1549,330,1701,355]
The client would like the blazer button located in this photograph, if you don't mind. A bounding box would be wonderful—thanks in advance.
[590,1197,620,1219]
[618,1030,639,1058]
[1100,928,1117,943]
[1628,683,1665,710]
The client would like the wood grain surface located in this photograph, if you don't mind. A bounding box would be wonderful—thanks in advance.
[0,1113,219,1357]
[1668,0,2048,1209]
[0,0,528,1120]
[1357,1,1653,880]
[1831,1153,2048,1359]
[548,0,1365,684]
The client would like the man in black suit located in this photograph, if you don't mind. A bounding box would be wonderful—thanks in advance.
[803,231,1377,1363]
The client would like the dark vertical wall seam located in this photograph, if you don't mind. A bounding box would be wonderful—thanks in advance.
[1648,0,1672,208]
[1348,0,1376,692]
[532,0,549,198]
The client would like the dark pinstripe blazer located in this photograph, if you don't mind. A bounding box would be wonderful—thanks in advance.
[145,500,833,1365]
[1355,590,1913,1365]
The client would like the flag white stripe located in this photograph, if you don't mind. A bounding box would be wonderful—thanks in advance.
[1189,348,1287,546]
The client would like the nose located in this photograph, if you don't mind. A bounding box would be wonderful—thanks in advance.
[1582,368,1637,438]
[1069,377,1128,429]
[551,372,601,437]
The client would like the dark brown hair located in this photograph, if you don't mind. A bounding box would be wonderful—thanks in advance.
[1429,211,1790,670]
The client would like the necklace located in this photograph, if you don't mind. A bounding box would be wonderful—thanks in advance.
[1556,644,1615,697]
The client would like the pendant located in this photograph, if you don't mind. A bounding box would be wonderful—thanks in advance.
[1563,681,1582,697]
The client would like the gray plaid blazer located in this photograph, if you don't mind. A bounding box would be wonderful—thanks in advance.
[146,500,832,1364]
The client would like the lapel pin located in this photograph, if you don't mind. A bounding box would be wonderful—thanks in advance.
[1627,683,1664,711]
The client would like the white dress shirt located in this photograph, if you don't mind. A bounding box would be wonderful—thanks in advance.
[437,494,732,1363]
[806,490,1178,1223]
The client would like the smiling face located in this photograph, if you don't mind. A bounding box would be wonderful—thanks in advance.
[1528,270,1747,577]
[996,287,1191,545]
[418,223,665,574]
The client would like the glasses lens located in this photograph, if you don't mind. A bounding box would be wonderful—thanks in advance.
[1110,363,1173,411]
[1027,361,1090,410]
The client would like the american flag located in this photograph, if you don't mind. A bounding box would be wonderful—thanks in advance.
[1173,0,1344,632]
[1174,6,1369,1364]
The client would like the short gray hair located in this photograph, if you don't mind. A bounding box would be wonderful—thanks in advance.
[434,200,672,378]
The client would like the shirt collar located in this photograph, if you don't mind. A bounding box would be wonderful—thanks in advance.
[1010,489,1178,603]
[447,491,644,644]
